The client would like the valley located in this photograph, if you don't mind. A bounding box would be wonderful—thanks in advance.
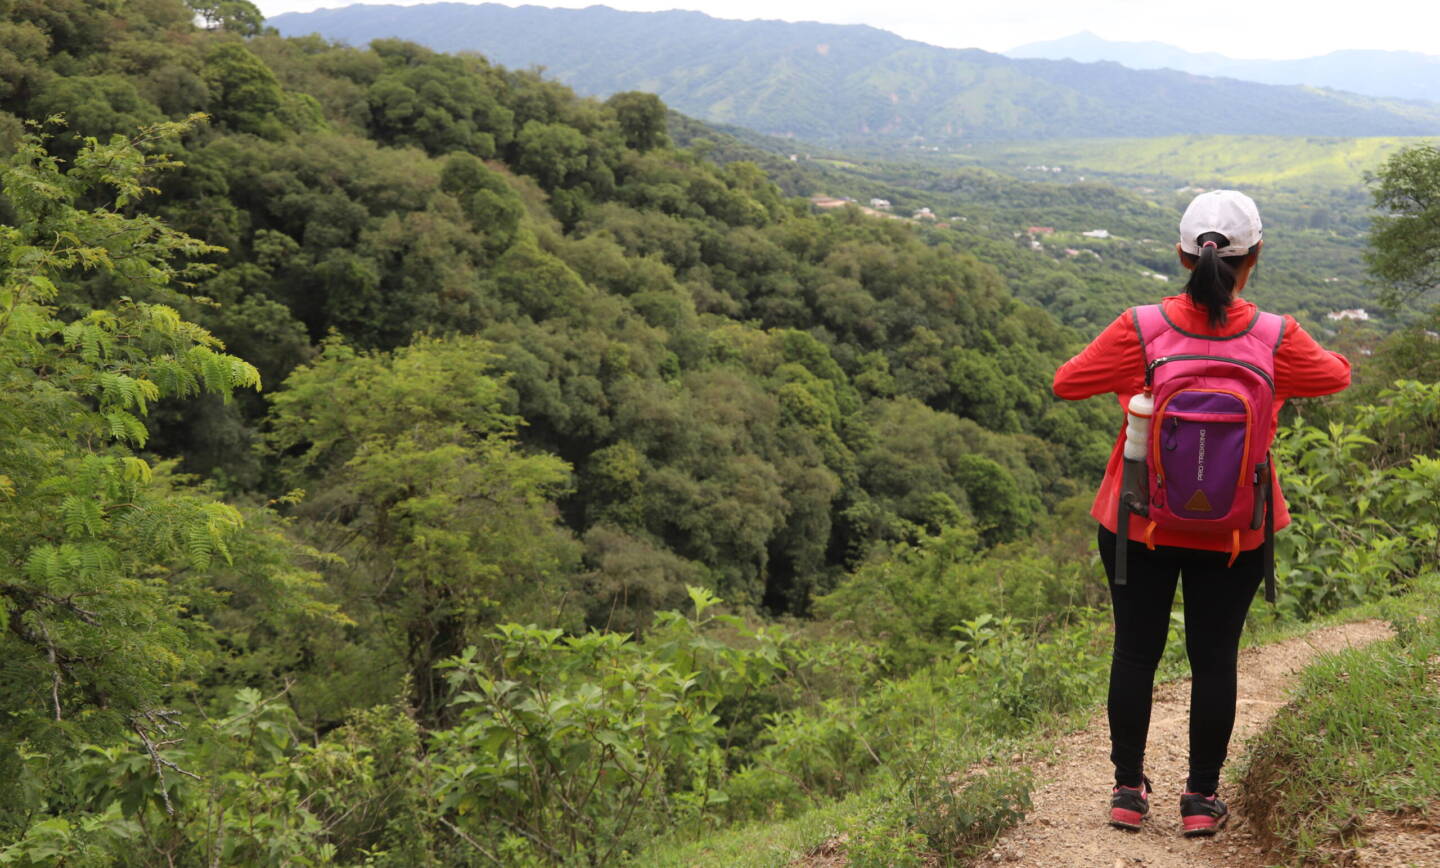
[1,1,1437,864]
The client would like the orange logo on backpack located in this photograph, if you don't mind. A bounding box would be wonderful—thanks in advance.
[1184,489,1212,512]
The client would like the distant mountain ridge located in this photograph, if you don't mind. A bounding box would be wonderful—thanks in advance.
[270,3,1440,144]
[1007,31,1440,104]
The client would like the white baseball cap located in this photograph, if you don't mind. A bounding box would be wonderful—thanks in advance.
[1178,190,1263,257]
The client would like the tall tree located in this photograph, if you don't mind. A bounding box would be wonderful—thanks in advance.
[1367,144,1440,308]
[267,336,581,719]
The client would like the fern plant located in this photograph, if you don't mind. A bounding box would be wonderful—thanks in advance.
[0,120,325,826]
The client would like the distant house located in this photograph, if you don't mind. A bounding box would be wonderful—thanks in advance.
[1064,248,1081,257]
[1027,226,1055,235]
[1327,309,1371,322]
[869,198,892,210]
[913,207,935,220]
[1081,229,1110,239]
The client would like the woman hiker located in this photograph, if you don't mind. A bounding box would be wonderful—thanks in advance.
[1052,190,1350,836]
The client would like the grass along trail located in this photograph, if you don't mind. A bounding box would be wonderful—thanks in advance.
[977,620,1394,867]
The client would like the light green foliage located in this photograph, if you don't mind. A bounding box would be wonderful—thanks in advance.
[24,688,433,866]
[0,802,139,867]
[433,589,791,863]
[268,336,582,717]
[0,122,332,834]
[962,135,1418,191]
[1366,143,1440,308]
[1274,380,1440,618]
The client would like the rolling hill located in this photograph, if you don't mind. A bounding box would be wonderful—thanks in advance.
[1008,32,1440,104]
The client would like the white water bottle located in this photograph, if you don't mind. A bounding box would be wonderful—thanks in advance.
[1123,391,1154,461]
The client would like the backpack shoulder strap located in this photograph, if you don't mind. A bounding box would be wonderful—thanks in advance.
[1252,311,1286,355]
[1132,304,1166,368]
[1248,310,1285,605]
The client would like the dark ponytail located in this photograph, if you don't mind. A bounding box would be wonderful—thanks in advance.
[1182,231,1258,328]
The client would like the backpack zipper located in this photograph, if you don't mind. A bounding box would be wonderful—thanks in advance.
[1146,354,1274,391]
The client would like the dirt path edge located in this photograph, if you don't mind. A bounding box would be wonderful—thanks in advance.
[978,619,1395,868]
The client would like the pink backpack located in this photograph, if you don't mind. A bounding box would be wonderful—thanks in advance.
[1119,304,1283,601]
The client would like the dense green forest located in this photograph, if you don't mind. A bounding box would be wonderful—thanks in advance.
[1,1,1438,864]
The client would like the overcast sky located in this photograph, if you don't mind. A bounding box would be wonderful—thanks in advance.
[253,0,1440,60]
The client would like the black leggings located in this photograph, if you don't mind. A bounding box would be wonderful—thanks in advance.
[1098,525,1263,795]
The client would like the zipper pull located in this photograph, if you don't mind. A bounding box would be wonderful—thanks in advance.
[1145,356,1166,388]
[1165,417,1179,451]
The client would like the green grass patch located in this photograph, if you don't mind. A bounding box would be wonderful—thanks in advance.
[1236,575,1440,864]
[954,135,1430,191]
[640,587,1427,868]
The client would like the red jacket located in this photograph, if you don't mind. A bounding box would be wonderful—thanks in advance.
[1053,294,1351,551]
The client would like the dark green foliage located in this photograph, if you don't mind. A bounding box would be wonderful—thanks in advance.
[188,0,264,37]
[366,39,513,157]
[31,75,164,141]
[608,90,669,152]
[202,42,285,135]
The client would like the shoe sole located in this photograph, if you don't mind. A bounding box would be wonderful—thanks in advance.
[1180,814,1229,837]
[1110,808,1147,831]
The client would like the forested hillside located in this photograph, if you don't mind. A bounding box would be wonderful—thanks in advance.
[270,3,1440,145]
[0,0,1122,860]
[2,2,1437,864]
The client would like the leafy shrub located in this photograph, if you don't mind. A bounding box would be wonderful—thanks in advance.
[431,588,791,863]
[1275,380,1440,619]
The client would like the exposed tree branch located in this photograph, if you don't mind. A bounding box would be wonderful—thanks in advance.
[132,709,202,816]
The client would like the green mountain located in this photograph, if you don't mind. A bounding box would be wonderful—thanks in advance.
[269,3,1440,144]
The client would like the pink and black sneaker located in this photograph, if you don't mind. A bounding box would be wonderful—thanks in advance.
[1109,776,1152,830]
[1179,792,1230,837]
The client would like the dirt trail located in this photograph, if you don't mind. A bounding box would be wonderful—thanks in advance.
[980,620,1395,868]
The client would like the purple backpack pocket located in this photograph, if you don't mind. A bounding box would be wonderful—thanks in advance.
[1154,389,1251,520]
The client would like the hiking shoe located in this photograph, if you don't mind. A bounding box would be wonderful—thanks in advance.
[1109,776,1152,830]
[1179,792,1230,837]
